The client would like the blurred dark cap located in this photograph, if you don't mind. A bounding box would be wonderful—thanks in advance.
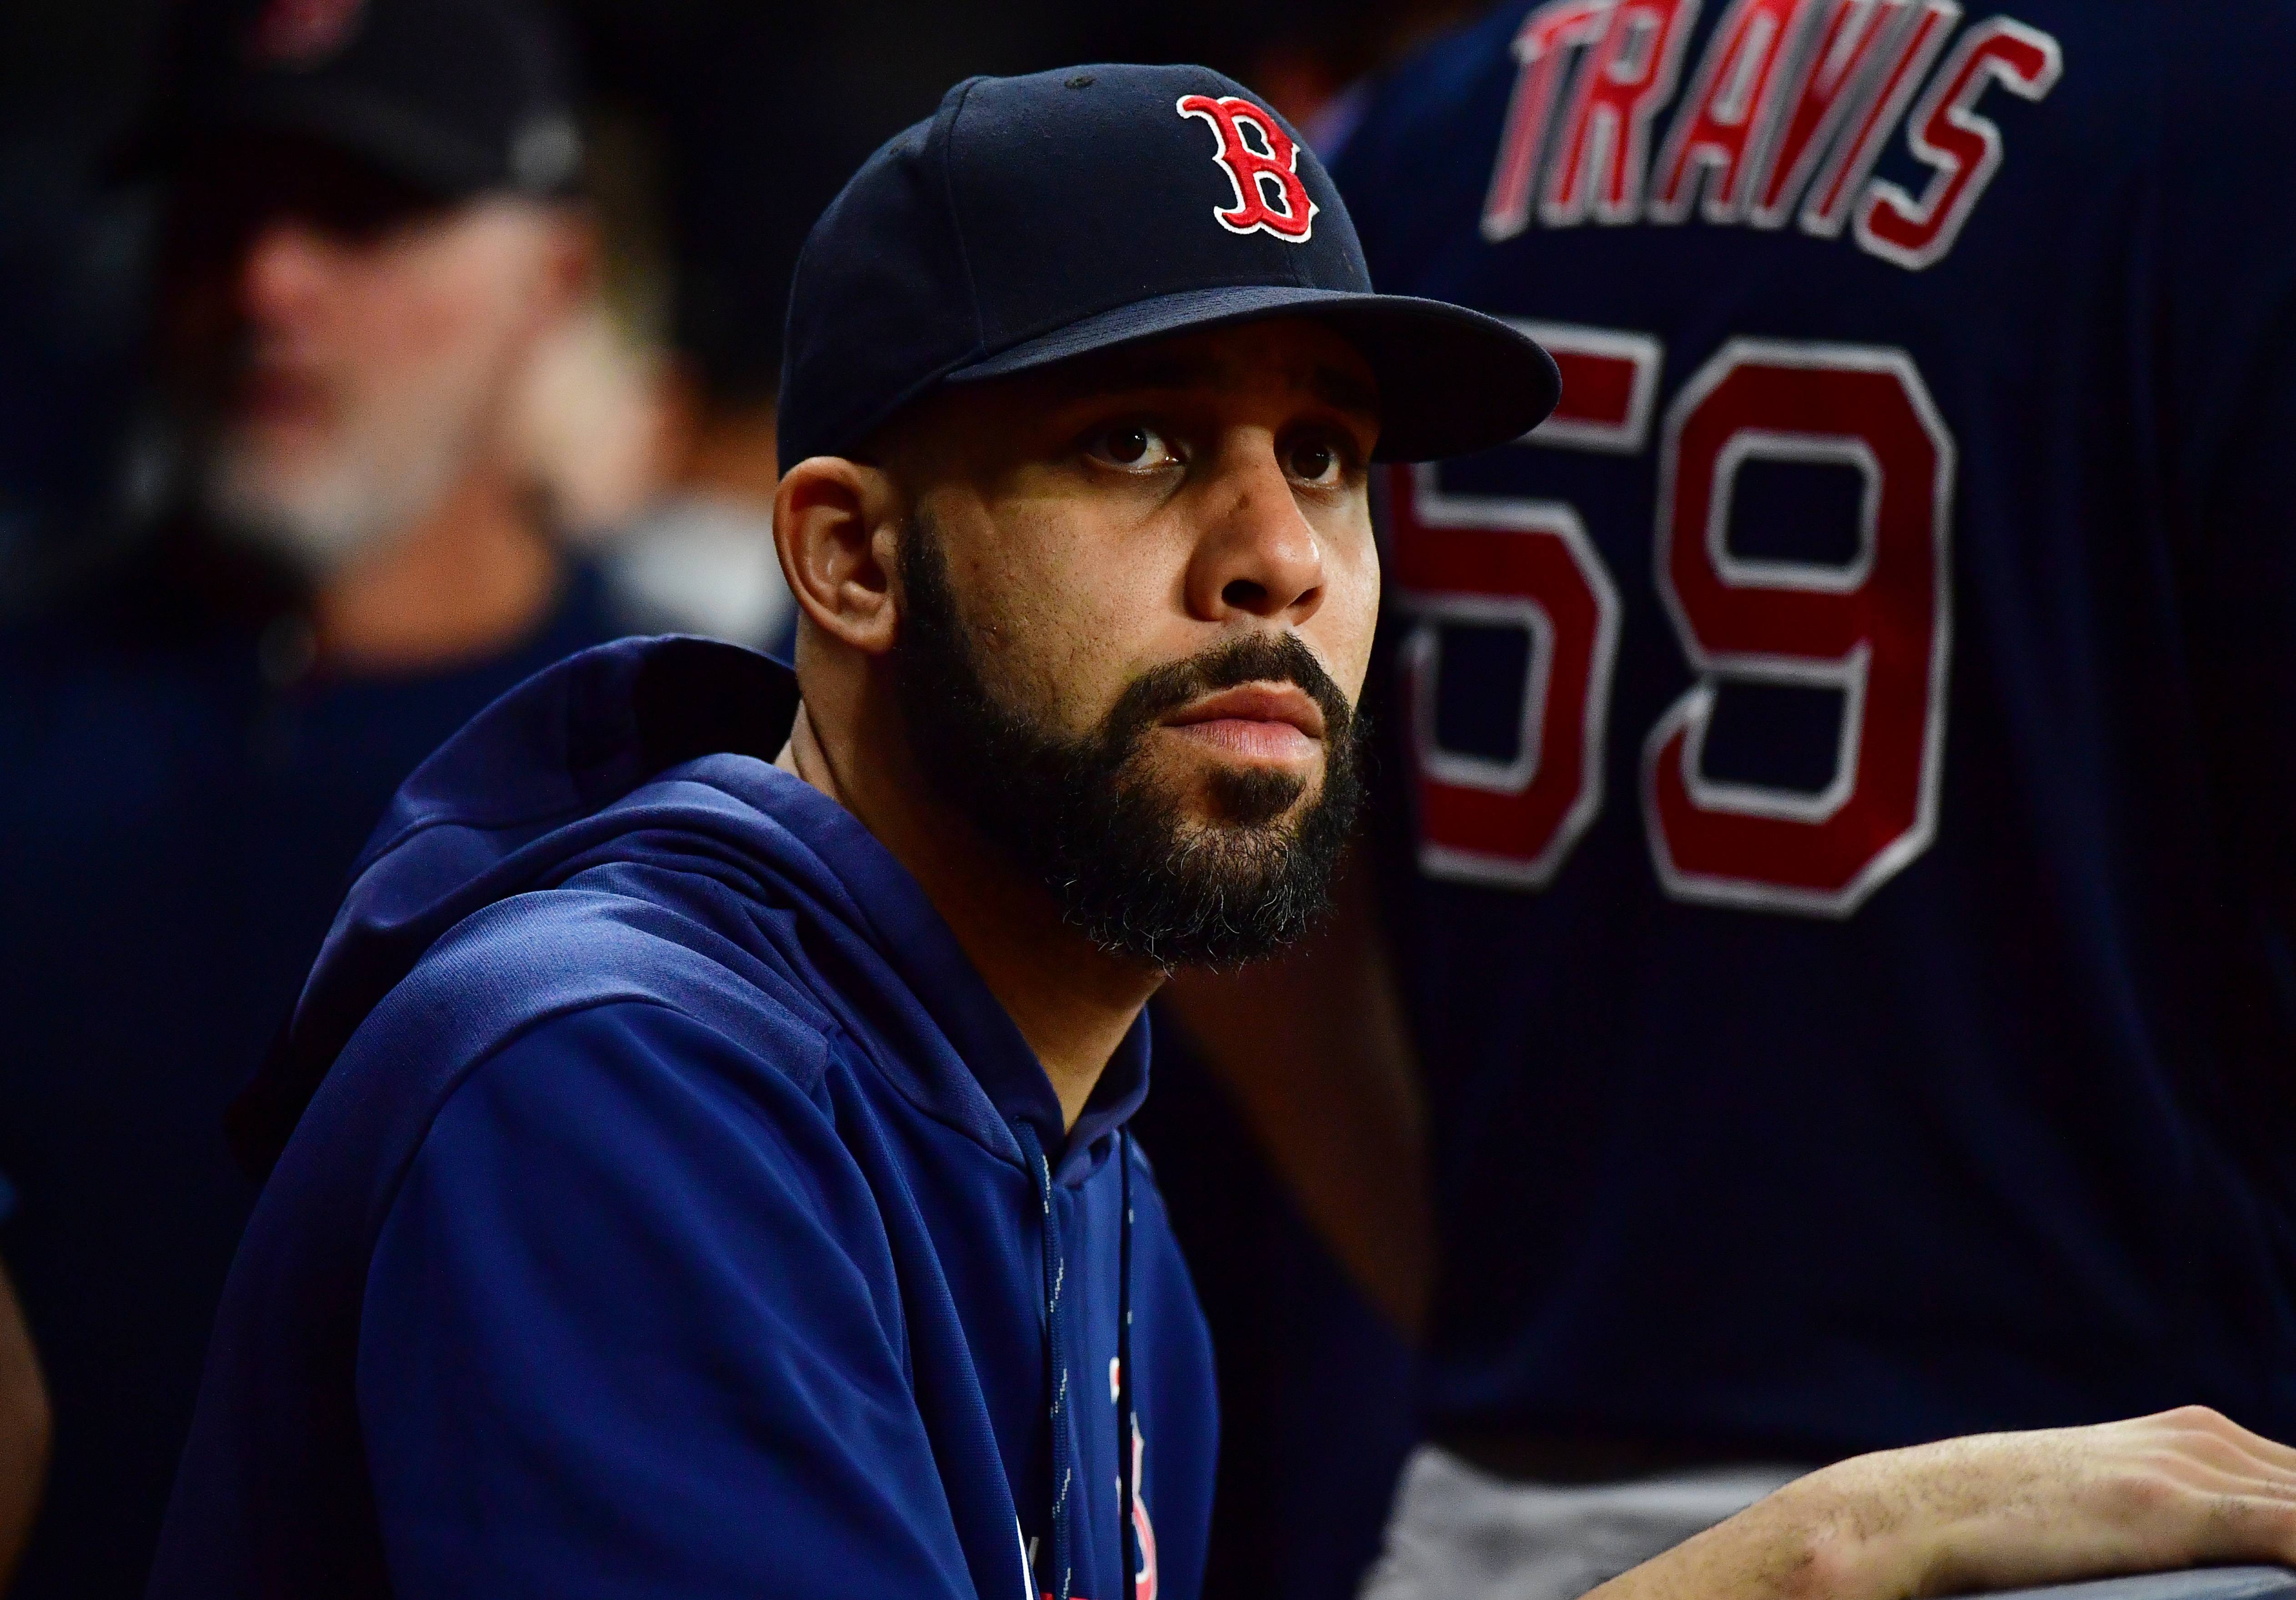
[116,0,584,199]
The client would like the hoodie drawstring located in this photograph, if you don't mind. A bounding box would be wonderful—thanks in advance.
[1015,1121,1136,1600]
[1117,1128,1138,1599]
[1015,1121,1075,1600]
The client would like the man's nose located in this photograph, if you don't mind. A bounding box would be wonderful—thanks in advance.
[1184,443,1326,624]
[235,218,339,328]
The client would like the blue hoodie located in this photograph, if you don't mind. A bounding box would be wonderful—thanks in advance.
[147,637,1216,1600]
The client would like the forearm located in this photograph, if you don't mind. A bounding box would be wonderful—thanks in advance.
[1581,1484,1851,1600]
[0,1259,50,1584]
[1588,1410,2296,1600]
[1158,848,1434,1337]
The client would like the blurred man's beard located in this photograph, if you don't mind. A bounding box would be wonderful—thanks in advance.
[196,362,495,579]
[891,515,1366,971]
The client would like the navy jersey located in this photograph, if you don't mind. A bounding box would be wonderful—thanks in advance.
[1331,0,2296,1456]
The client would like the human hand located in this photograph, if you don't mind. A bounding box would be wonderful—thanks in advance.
[1589,1408,2296,1600]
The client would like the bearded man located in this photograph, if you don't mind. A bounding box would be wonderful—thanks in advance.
[0,2,615,1594]
[153,62,2296,1600]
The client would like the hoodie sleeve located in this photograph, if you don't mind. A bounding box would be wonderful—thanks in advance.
[356,1001,979,1600]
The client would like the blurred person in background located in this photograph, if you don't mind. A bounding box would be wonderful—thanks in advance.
[594,90,801,656]
[511,271,797,653]
[0,0,620,1591]
[593,332,795,653]
[1169,1,2296,1596]
[507,108,800,653]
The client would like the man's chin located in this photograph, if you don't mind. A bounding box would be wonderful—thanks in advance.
[1149,765,1316,834]
[207,441,340,522]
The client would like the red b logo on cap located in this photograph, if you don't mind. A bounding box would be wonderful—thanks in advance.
[1176,95,1318,243]
[248,0,365,66]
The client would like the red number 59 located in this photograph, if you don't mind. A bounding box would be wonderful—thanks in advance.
[1393,331,1957,918]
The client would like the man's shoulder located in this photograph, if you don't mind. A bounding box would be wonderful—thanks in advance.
[429,998,856,1219]
[467,989,840,1117]
[263,888,844,1237]
[357,885,844,1116]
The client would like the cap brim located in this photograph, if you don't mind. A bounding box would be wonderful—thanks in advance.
[945,284,1561,462]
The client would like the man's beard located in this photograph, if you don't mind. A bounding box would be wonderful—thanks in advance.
[891,516,1366,971]
[193,350,498,579]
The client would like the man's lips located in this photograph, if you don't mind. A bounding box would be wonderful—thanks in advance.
[232,365,333,428]
[1161,684,1326,762]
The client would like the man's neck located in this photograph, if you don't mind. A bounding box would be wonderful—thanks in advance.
[778,702,1160,1133]
[314,467,561,674]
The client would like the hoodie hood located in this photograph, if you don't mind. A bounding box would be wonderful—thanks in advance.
[155,634,1210,1600]
[229,634,1145,1182]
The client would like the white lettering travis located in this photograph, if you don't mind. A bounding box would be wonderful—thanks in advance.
[1480,0,2063,270]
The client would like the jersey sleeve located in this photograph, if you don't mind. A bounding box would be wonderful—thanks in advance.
[356,1001,977,1600]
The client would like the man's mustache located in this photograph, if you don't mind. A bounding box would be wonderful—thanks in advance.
[1102,631,1353,754]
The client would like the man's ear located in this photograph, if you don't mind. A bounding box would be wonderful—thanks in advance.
[775,456,906,657]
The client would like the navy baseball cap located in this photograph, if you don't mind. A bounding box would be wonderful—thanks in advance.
[778,64,1561,466]
[115,0,583,200]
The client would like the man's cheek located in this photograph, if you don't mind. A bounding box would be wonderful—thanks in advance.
[969,588,1078,684]
[1321,540,1382,685]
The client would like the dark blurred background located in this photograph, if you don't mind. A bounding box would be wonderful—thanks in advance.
[0,2,1465,1596]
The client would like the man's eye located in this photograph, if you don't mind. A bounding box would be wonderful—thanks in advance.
[1085,424,1177,471]
[1287,437,1345,486]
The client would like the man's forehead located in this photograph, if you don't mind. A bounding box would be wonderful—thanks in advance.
[1037,322,1380,418]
